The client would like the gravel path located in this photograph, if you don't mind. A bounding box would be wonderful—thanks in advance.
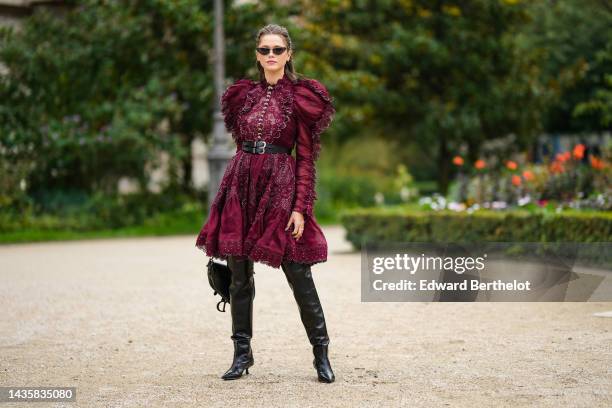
[1,226,611,407]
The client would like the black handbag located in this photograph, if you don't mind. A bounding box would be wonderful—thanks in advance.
[206,258,232,312]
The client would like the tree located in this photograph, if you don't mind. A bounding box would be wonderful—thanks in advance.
[524,0,612,133]
[295,0,559,194]
[0,0,276,208]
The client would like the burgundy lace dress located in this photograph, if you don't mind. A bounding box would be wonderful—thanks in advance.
[195,74,335,269]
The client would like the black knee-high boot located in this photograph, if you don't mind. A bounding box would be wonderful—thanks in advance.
[281,260,335,383]
[221,256,255,380]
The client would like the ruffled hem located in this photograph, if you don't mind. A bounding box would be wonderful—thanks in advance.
[195,239,327,269]
[195,196,328,269]
[195,170,328,269]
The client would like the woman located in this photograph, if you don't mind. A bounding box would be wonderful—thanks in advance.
[195,23,336,383]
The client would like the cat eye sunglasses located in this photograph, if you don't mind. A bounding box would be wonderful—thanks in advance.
[256,46,287,56]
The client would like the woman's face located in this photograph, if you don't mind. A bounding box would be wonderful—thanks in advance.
[256,34,292,76]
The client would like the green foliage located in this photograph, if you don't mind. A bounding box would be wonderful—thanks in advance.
[300,0,564,193]
[1,0,610,235]
[525,0,612,132]
[340,206,612,249]
[0,205,204,244]
[0,0,279,209]
[315,136,421,220]
[0,0,208,200]
[0,189,201,232]
[574,43,612,128]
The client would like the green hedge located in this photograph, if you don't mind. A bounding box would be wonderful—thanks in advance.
[340,207,612,248]
[0,206,205,244]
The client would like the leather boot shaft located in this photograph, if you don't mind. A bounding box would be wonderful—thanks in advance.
[281,260,330,346]
[281,260,335,383]
[227,256,255,340]
[221,256,256,380]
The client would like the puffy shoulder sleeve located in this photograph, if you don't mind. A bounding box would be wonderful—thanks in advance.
[291,78,336,218]
[220,78,254,134]
[293,78,336,161]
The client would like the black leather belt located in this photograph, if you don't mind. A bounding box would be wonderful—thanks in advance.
[242,140,290,154]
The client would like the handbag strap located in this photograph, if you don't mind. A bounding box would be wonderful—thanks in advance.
[217,300,228,313]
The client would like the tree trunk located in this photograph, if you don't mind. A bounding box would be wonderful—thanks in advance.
[182,135,193,194]
[438,134,450,195]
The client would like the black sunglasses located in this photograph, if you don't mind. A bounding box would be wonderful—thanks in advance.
[256,46,287,56]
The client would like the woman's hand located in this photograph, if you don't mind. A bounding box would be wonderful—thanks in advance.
[285,211,305,241]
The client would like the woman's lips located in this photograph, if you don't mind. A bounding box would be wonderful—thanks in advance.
[267,61,276,64]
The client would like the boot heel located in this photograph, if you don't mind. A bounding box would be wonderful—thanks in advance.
[245,367,249,374]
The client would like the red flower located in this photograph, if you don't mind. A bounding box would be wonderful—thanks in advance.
[474,159,486,169]
[511,175,522,186]
[573,144,585,160]
[452,156,464,166]
[522,170,534,181]
[549,161,564,174]
[506,160,518,170]
[556,151,571,163]
[590,156,605,170]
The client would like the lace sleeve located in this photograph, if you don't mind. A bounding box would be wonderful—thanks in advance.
[292,78,336,217]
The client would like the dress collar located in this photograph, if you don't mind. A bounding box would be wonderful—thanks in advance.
[259,74,292,89]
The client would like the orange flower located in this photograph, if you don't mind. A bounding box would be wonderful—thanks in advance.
[506,160,517,170]
[590,156,605,170]
[522,170,534,181]
[549,161,564,174]
[511,175,522,186]
[452,155,464,166]
[572,144,585,160]
[556,151,571,162]
[474,159,486,169]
